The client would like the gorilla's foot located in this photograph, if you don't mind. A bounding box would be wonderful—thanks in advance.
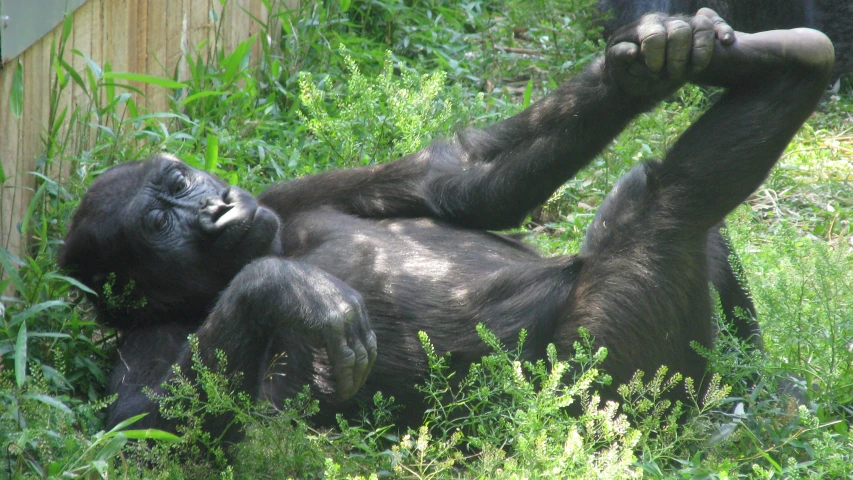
[694,27,835,88]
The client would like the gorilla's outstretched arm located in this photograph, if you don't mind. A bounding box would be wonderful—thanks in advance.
[260,12,734,230]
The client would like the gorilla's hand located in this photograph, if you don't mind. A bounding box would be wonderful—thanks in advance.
[605,8,734,98]
[233,258,377,400]
[307,279,377,401]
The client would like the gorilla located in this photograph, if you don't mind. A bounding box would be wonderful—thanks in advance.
[595,0,852,78]
[58,10,834,436]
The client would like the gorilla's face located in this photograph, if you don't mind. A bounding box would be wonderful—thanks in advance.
[60,154,281,326]
[128,154,280,264]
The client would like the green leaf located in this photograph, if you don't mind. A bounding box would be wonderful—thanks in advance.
[91,460,109,477]
[106,414,148,433]
[8,300,69,327]
[101,417,182,441]
[97,97,122,119]
[73,49,103,79]
[44,272,98,295]
[104,61,115,104]
[15,321,27,388]
[220,36,256,85]
[548,76,558,89]
[10,59,24,117]
[119,429,182,442]
[102,72,188,90]
[340,0,352,12]
[50,106,69,139]
[205,134,219,172]
[127,97,139,118]
[0,248,25,294]
[61,14,73,42]
[523,77,534,109]
[26,332,72,339]
[181,90,225,105]
[95,435,128,461]
[21,393,73,415]
[60,58,88,93]
[20,180,49,237]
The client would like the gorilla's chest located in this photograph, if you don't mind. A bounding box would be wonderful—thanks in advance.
[280,211,541,299]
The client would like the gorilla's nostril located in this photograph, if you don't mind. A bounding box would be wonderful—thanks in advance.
[222,187,240,206]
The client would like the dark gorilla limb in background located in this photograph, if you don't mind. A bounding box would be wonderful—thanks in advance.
[58,9,834,440]
[596,0,852,78]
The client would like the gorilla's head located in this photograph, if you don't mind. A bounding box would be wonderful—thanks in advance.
[59,154,281,329]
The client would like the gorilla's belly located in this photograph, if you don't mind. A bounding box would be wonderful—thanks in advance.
[293,216,535,282]
[283,214,546,323]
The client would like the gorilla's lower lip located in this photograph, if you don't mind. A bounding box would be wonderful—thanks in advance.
[217,207,257,248]
[214,202,256,229]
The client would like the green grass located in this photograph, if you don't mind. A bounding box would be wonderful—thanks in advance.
[1,0,852,477]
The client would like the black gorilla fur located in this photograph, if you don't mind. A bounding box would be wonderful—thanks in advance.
[59,11,834,436]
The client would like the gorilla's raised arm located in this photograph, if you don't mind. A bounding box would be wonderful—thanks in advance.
[259,11,734,230]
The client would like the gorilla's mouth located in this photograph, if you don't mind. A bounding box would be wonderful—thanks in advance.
[213,208,257,251]
[211,202,256,230]
[199,187,259,248]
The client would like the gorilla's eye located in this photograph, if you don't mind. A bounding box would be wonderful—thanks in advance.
[146,209,169,232]
[169,170,189,194]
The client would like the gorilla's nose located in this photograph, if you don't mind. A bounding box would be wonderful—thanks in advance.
[198,187,256,233]
[199,196,233,233]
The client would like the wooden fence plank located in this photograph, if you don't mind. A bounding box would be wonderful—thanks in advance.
[165,0,187,83]
[0,62,24,255]
[146,0,168,109]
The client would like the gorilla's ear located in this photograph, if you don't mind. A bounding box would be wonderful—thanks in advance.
[58,227,102,294]
[58,216,124,296]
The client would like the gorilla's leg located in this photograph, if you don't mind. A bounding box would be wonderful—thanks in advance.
[552,27,833,397]
[661,26,834,230]
[707,223,762,349]
[562,161,715,394]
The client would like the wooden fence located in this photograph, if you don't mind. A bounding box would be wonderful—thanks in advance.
[0,0,293,259]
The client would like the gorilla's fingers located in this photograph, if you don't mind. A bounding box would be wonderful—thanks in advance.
[637,15,667,73]
[608,42,639,65]
[607,42,644,91]
[326,299,375,399]
[689,14,716,74]
[665,19,691,79]
[351,337,370,392]
[353,319,376,390]
[696,8,734,45]
[351,301,373,390]
[365,330,377,371]
[330,335,357,400]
